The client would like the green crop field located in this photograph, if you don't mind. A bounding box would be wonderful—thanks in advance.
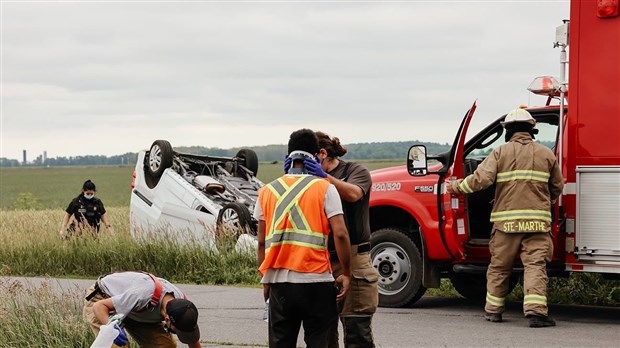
[0,160,403,210]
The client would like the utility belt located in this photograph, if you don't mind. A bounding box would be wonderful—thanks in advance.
[329,242,371,262]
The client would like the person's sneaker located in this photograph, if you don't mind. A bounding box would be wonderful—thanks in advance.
[484,312,503,322]
[528,315,556,328]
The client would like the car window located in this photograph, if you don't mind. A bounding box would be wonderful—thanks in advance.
[466,118,558,161]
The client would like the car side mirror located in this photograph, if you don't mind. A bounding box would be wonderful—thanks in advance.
[407,145,428,176]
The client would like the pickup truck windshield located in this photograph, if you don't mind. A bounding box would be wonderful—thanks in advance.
[466,118,558,161]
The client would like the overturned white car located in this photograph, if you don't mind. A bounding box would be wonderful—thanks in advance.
[130,139,262,249]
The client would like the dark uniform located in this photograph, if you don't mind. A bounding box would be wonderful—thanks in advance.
[66,195,106,233]
[327,160,379,348]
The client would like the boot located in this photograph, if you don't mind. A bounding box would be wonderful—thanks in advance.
[484,312,503,323]
[528,315,556,328]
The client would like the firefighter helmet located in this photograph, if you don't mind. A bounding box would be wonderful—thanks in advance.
[501,108,536,126]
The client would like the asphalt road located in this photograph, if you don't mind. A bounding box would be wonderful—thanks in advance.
[7,277,620,348]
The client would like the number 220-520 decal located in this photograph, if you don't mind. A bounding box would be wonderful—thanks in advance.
[371,182,401,192]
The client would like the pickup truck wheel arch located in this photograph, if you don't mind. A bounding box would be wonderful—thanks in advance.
[371,228,427,307]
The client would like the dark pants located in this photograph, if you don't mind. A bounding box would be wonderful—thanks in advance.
[268,282,338,348]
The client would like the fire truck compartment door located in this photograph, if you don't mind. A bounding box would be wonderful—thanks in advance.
[575,166,620,264]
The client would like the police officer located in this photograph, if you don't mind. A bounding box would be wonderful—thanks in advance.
[60,179,112,237]
[447,108,564,328]
[314,131,379,347]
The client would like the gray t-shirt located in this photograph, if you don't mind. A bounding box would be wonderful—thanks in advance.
[99,271,185,323]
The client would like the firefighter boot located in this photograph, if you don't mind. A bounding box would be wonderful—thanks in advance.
[528,315,556,328]
[484,312,503,323]
[342,315,375,348]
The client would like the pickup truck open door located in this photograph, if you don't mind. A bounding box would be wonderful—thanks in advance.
[408,101,477,260]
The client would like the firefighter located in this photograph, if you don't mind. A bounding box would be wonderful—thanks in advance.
[83,271,201,347]
[256,128,352,348]
[59,179,112,238]
[315,131,378,347]
[447,108,563,328]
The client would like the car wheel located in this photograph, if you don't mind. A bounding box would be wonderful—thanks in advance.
[236,149,259,176]
[147,140,174,178]
[450,273,518,302]
[371,228,426,308]
[216,202,252,239]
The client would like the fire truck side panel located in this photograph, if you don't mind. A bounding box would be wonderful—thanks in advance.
[564,0,620,273]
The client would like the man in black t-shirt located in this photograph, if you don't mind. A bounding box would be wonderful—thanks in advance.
[313,131,379,348]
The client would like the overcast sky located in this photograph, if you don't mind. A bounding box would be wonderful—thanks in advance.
[1,0,569,160]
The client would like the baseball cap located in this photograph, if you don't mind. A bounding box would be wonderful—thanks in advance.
[166,298,200,344]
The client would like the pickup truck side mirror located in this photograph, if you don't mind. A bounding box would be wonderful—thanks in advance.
[407,145,428,176]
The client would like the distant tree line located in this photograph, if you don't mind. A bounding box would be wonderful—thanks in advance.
[0,141,452,167]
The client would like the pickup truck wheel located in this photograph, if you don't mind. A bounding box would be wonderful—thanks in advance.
[216,202,252,242]
[450,273,518,302]
[371,228,426,307]
[236,149,259,176]
[147,140,174,178]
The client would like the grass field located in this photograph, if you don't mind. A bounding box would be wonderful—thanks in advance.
[1,160,617,310]
[0,160,403,210]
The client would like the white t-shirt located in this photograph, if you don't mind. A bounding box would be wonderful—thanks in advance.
[253,175,344,284]
[99,271,185,323]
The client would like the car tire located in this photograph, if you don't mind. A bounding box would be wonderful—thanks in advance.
[216,202,252,240]
[147,140,174,179]
[236,149,259,176]
[450,273,518,302]
[371,228,427,308]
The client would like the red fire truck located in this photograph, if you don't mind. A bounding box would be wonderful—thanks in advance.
[369,0,620,307]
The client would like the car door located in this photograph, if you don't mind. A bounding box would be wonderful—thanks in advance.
[439,101,477,260]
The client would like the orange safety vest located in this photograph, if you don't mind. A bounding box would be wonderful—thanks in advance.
[258,175,332,275]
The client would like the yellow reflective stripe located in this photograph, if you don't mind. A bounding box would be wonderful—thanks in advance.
[524,294,547,305]
[490,209,552,222]
[267,240,327,251]
[288,205,312,232]
[497,170,550,183]
[266,184,281,199]
[270,228,327,241]
[272,177,318,230]
[486,292,505,307]
[459,178,474,194]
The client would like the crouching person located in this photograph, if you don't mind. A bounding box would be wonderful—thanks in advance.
[83,271,201,347]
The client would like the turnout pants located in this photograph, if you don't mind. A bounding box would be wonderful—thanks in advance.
[485,230,553,317]
[83,284,177,348]
[328,243,379,348]
[268,282,338,348]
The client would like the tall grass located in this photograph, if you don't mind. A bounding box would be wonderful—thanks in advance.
[0,276,142,348]
[0,207,260,285]
[0,277,91,347]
